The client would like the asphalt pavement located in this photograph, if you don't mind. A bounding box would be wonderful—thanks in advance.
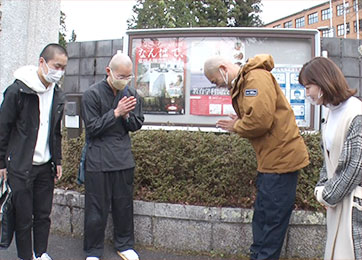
[0,232,241,260]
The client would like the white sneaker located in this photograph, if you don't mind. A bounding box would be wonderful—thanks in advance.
[33,253,52,260]
[86,257,100,260]
[117,249,139,260]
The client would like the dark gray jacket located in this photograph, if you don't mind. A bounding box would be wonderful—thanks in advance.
[81,79,144,172]
[0,80,64,180]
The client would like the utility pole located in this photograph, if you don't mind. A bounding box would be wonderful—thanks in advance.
[343,0,347,38]
[357,0,360,39]
[329,0,334,37]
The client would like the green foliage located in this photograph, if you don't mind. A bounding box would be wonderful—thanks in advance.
[296,132,324,211]
[59,11,67,48]
[58,130,324,211]
[58,130,85,191]
[127,0,263,29]
[59,11,78,48]
[131,130,257,207]
[70,30,77,43]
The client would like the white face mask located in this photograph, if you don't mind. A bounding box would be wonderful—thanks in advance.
[306,89,323,106]
[42,62,64,84]
[110,70,131,91]
[218,68,229,88]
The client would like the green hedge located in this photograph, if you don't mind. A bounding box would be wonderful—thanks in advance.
[58,130,324,211]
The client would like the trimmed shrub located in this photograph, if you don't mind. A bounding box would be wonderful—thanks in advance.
[58,130,324,211]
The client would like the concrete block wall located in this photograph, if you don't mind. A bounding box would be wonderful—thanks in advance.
[51,189,326,259]
[321,38,362,96]
[63,39,123,93]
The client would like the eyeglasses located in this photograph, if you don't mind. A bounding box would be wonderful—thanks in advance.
[110,69,134,80]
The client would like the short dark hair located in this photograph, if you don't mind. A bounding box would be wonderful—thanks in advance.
[299,57,357,106]
[39,43,68,62]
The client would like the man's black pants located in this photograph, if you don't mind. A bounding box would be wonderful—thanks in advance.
[250,170,298,260]
[84,168,135,258]
[8,162,55,260]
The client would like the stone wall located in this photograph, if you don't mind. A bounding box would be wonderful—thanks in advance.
[321,38,362,96]
[63,39,123,93]
[51,189,326,259]
[0,0,61,102]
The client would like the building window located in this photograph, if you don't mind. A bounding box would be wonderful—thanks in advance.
[273,24,281,28]
[353,0,359,11]
[337,24,344,35]
[322,30,331,37]
[337,4,344,16]
[284,20,292,28]
[337,23,350,36]
[354,19,362,32]
[295,17,305,28]
[337,2,350,16]
[321,8,331,20]
[308,12,318,24]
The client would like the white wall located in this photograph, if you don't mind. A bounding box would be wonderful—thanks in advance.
[0,0,60,101]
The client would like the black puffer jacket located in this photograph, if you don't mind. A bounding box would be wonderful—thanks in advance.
[0,80,65,180]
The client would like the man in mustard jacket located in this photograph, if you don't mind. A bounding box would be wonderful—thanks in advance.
[204,54,309,260]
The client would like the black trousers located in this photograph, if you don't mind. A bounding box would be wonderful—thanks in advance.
[84,168,135,258]
[8,162,55,260]
[250,171,298,260]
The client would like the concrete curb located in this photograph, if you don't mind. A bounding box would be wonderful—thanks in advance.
[51,189,326,258]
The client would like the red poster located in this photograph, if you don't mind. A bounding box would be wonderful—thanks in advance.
[190,94,233,116]
[134,38,187,114]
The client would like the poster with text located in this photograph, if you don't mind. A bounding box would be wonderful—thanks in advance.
[189,38,245,116]
[134,38,187,114]
[272,65,310,127]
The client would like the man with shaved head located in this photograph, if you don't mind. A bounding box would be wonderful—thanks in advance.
[204,55,309,260]
[82,52,144,260]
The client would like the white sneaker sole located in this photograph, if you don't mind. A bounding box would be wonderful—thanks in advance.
[117,251,139,260]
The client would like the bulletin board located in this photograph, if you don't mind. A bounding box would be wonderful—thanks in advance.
[125,27,320,129]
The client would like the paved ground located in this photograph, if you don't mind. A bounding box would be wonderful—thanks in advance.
[0,232,241,260]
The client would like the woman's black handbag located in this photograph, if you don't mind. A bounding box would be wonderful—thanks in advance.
[0,178,15,249]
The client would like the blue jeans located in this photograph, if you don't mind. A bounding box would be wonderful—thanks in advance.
[250,171,298,260]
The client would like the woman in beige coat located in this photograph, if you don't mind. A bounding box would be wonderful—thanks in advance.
[299,57,362,260]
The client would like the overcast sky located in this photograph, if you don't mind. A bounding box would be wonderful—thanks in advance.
[60,0,326,42]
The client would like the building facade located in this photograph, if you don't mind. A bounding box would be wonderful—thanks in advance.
[265,0,362,39]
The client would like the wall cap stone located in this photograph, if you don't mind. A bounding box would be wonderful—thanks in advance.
[53,188,325,225]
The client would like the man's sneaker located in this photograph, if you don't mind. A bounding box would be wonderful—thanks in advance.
[85,257,100,260]
[33,253,52,260]
[117,249,139,260]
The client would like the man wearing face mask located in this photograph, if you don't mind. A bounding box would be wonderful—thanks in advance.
[81,53,144,260]
[0,43,68,260]
[204,54,309,260]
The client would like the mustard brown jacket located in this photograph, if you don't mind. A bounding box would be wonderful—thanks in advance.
[231,54,309,173]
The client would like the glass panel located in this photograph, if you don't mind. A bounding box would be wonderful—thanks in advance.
[129,31,315,127]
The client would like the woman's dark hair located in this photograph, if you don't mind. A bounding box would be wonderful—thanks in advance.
[299,57,357,106]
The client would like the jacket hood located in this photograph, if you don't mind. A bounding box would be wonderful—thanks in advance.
[242,54,275,74]
[230,54,275,99]
[13,65,52,93]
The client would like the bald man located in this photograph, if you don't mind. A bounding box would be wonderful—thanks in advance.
[81,53,144,260]
[204,55,309,260]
